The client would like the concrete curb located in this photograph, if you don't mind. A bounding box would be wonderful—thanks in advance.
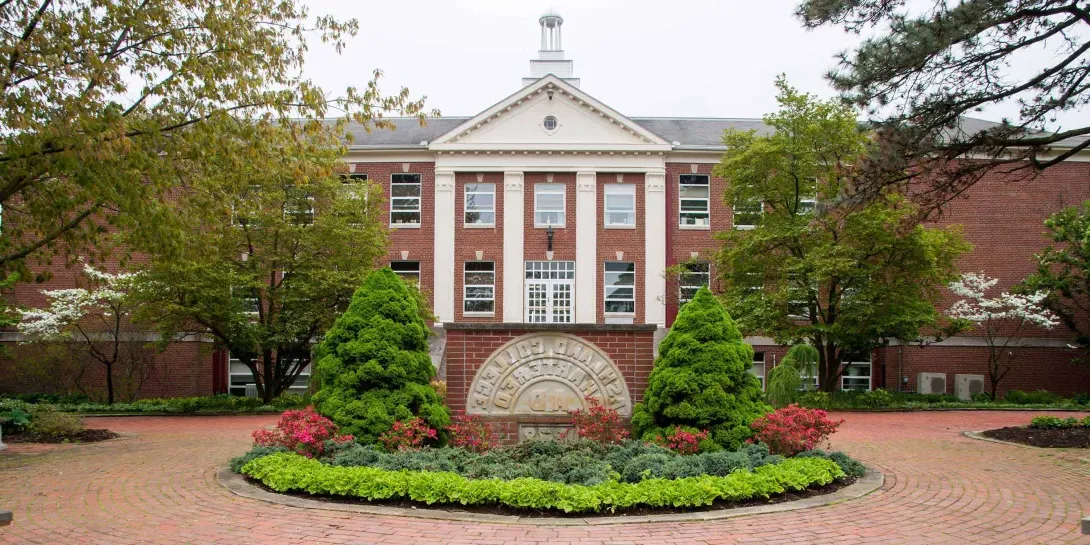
[217,466,884,526]
[961,430,1089,451]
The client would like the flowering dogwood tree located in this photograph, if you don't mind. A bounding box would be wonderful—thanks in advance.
[19,265,150,404]
[947,273,1059,400]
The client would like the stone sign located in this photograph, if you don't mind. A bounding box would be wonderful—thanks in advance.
[466,333,632,416]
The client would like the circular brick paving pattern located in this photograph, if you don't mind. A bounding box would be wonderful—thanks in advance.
[1,411,1088,544]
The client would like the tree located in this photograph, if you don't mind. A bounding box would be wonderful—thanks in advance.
[311,267,450,445]
[631,288,769,450]
[713,78,970,392]
[1022,202,1090,360]
[765,344,819,408]
[18,263,154,404]
[0,0,428,277]
[796,0,1090,210]
[131,121,388,403]
[947,272,1059,399]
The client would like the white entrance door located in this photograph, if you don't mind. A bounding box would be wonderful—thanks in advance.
[525,261,575,323]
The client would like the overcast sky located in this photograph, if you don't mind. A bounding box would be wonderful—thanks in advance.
[302,0,1079,127]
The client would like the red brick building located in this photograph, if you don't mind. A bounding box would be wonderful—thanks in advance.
[3,12,1090,410]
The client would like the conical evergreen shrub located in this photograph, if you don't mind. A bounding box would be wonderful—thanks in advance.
[312,267,450,444]
[631,288,769,450]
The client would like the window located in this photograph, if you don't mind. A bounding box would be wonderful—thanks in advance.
[604,184,636,227]
[525,261,575,323]
[283,190,314,225]
[543,116,558,130]
[340,173,369,199]
[732,200,762,229]
[750,352,766,389]
[390,173,421,225]
[464,183,496,226]
[463,262,495,314]
[534,183,565,227]
[678,262,710,304]
[229,354,311,397]
[797,197,817,216]
[679,174,710,227]
[841,351,872,391]
[604,262,635,314]
[391,261,420,286]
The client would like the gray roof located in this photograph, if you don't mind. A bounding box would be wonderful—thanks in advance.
[338,115,1085,151]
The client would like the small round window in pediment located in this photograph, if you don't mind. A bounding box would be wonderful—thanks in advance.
[543,115,558,131]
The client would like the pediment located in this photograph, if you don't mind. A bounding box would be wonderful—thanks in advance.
[430,76,672,152]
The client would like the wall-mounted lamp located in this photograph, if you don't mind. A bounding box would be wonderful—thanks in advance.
[546,224,555,260]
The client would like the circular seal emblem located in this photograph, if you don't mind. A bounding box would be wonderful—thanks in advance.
[466,333,632,416]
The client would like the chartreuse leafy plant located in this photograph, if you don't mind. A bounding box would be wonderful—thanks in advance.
[632,288,769,450]
[714,78,969,392]
[312,268,450,444]
[241,452,844,514]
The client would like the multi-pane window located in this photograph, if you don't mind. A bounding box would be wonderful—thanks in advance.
[732,200,762,229]
[534,183,566,227]
[678,262,710,304]
[390,173,421,225]
[604,184,636,227]
[604,262,635,314]
[841,351,872,391]
[750,352,766,389]
[797,197,817,216]
[463,262,495,314]
[391,261,420,286]
[283,190,315,225]
[525,261,575,324]
[229,354,311,397]
[679,174,710,227]
[464,183,496,226]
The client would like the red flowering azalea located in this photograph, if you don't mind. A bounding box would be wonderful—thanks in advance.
[562,396,630,444]
[446,414,500,453]
[252,406,353,458]
[749,404,843,456]
[652,426,709,455]
[378,417,438,452]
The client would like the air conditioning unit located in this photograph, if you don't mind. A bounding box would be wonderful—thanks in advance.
[954,374,985,401]
[917,372,947,395]
[244,384,259,398]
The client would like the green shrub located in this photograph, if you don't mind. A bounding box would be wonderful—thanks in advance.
[240,452,846,514]
[698,450,751,476]
[662,456,706,480]
[766,345,817,408]
[1029,415,1080,429]
[28,410,84,437]
[230,446,289,473]
[1074,392,1090,405]
[1005,390,1063,405]
[621,453,672,483]
[1083,416,1090,427]
[311,268,450,444]
[797,391,830,409]
[859,389,894,408]
[631,288,770,449]
[796,449,867,478]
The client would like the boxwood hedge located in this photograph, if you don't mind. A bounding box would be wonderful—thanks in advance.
[240,452,846,513]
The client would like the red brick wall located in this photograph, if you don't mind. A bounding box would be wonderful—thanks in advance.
[444,326,656,441]
[524,173,577,262]
[453,172,504,322]
[665,163,728,326]
[876,345,1090,396]
[597,173,646,324]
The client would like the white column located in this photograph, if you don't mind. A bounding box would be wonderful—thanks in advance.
[433,170,456,323]
[502,172,525,322]
[644,171,667,327]
[575,171,597,324]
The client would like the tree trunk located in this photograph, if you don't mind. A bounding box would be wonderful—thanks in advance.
[819,344,839,393]
[105,361,115,405]
[261,349,275,404]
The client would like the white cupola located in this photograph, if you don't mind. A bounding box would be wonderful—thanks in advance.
[522,10,580,88]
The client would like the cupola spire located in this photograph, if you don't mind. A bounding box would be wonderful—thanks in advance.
[523,10,580,88]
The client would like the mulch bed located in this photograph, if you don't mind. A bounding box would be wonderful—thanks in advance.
[982,426,1090,448]
[4,429,119,444]
[247,476,857,518]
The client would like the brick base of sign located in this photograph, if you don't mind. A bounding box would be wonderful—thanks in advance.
[443,323,657,443]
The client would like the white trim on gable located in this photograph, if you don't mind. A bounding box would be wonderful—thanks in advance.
[430,75,673,153]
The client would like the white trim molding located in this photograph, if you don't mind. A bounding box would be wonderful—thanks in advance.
[433,170,456,323]
[644,170,667,327]
[502,171,526,322]
[575,171,597,323]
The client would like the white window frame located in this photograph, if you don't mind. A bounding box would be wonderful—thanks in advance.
[283,191,315,226]
[750,352,766,390]
[524,261,575,323]
[390,173,422,227]
[463,261,496,315]
[228,354,311,397]
[340,173,370,200]
[390,261,420,287]
[797,197,817,216]
[603,261,636,315]
[604,184,636,228]
[840,352,873,391]
[534,183,566,228]
[679,174,710,229]
[464,183,496,227]
[678,261,711,305]
[732,200,763,230]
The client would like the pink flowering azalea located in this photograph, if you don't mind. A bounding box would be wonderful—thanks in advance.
[252,406,353,458]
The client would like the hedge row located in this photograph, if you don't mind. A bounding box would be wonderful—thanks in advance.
[240,452,846,513]
[797,389,1090,411]
[0,394,306,415]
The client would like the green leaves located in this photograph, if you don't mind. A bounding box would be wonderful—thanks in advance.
[1022,201,1090,360]
[240,452,846,514]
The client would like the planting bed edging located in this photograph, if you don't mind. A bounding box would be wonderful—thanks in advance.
[216,466,884,526]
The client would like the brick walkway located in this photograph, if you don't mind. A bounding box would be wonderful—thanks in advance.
[1,411,1088,544]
